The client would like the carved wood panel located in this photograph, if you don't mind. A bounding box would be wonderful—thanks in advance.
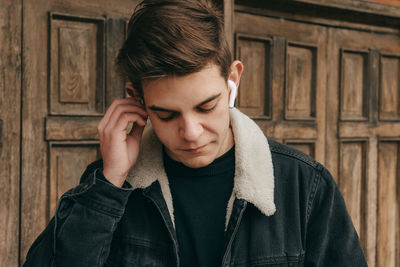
[50,13,105,115]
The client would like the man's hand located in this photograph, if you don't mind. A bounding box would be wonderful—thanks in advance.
[97,96,148,188]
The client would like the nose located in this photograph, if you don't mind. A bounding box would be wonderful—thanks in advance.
[178,114,203,142]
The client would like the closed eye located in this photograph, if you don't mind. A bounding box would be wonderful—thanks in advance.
[197,98,218,113]
[155,111,176,121]
[197,104,217,113]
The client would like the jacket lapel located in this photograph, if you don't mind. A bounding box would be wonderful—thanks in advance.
[126,108,276,228]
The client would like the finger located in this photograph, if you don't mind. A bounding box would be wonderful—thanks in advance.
[98,99,125,132]
[105,104,147,131]
[98,98,145,132]
[106,112,147,137]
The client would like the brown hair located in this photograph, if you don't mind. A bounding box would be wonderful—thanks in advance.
[116,0,232,94]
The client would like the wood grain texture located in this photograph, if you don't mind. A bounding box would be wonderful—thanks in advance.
[21,0,54,261]
[221,0,234,54]
[284,140,315,158]
[339,142,366,246]
[340,51,368,120]
[106,17,126,107]
[49,143,100,217]
[59,27,91,103]
[46,116,101,140]
[377,142,399,267]
[285,43,316,120]
[0,0,21,266]
[380,55,400,120]
[288,0,400,18]
[340,122,400,137]
[367,0,400,7]
[236,34,271,117]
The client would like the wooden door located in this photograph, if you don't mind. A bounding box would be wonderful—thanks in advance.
[20,0,137,264]
[326,27,400,267]
[0,0,22,266]
[234,5,400,267]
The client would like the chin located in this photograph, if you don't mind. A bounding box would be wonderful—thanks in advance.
[180,155,215,168]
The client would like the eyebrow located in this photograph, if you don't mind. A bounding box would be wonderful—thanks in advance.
[148,93,222,112]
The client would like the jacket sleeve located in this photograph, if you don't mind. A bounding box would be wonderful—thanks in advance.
[304,166,368,267]
[23,160,133,267]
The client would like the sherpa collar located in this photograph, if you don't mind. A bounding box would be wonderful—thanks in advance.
[126,108,276,227]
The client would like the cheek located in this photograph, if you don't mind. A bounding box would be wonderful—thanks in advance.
[148,116,176,144]
[205,107,231,134]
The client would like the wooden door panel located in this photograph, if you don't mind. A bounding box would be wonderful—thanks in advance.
[377,141,400,267]
[21,0,135,263]
[338,141,367,240]
[49,13,106,115]
[285,43,317,120]
[235,11,327,164]
[49,143,100,217]
[236,34,271,117]
[284,140,315,158]
[379,55,400,121]
[340,50,369,121]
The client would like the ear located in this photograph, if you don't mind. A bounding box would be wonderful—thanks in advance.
[228,60,244,92]
[126,82,142,99]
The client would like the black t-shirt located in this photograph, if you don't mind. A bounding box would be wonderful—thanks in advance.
[164,146,235,267]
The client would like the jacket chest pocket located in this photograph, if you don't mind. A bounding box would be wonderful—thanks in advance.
[105,237,173,267]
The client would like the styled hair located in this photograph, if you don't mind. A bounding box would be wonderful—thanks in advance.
[116,0,232,94]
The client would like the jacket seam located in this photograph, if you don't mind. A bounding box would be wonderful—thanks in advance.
[231,253,305,265]
[306,170,322,223]
[270,148,320,170]
[73,196,125,217]
[268,139,321,170]
[97,232,112,267]
[222,200,248,266]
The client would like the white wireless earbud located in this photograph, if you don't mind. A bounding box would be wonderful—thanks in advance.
[228,80,237,108]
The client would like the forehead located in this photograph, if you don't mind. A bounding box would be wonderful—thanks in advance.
[142,64,226,102]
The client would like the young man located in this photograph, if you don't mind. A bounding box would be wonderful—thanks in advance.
[24,0,367,266]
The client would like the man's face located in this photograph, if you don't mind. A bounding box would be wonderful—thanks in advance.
[142,64,234,168]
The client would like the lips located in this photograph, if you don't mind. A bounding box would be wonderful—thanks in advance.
[182,144,208,153]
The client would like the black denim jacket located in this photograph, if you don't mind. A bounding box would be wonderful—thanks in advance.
[23,139,367,267]
[24,109,367,266]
